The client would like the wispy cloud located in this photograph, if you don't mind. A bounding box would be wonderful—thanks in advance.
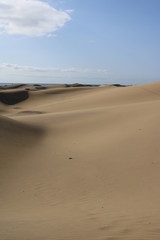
[0,0,72,36]
[0,63,110,84]
[0,63,109,76]
[0,63,108,83]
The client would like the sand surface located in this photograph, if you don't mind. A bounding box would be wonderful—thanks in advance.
[0,82,160,240]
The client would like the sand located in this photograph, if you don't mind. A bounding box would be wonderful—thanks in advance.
[0,82,160,240]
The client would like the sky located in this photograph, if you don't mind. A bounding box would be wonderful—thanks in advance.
[0,0,160,85]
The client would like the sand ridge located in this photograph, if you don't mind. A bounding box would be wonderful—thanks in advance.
[0,82,160,240]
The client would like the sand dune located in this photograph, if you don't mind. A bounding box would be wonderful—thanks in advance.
[0,82,160,240]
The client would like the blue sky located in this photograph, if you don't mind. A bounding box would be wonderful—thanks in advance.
[0,0,160,84]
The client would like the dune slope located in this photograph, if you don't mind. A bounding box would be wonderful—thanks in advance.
[0,82,160,240]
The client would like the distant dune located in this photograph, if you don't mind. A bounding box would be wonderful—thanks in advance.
[0,82,160,240]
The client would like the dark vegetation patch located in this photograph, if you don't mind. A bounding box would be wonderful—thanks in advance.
[0,91,29,105]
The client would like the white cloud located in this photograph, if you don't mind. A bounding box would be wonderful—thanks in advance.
[0,0,72,36]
